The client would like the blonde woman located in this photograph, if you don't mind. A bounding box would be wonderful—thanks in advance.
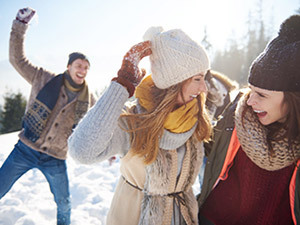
[68,27,212,225]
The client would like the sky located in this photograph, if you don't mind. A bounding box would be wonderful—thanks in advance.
[0,131,201,224]
[0,0,299,104]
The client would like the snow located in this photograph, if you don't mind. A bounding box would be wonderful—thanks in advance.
[0,131,200,225]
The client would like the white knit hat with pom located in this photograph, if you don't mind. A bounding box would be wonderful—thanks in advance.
[143,26,210,89]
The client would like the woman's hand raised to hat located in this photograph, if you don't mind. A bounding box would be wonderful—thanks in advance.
[113,41,152,97]
[16,7,36,24]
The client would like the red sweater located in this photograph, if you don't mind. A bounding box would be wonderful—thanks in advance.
[200,147,294,225]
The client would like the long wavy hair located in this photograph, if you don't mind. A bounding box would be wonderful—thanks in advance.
[242,91,300,158]
[120,78,212,165]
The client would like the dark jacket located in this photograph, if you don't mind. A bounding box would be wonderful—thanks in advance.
[197,92,300,224]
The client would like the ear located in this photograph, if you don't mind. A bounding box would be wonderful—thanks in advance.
[67,64,71,71]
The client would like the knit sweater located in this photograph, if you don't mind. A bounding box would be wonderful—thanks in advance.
[200,147,294,225]
[68,81,204,225]
[68,81,197,168]
[9,19,95,160]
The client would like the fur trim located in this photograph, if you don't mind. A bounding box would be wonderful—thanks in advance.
[139,136,203,225]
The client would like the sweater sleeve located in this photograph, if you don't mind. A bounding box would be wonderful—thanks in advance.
[9,20,54,85]
[68,81,131,164]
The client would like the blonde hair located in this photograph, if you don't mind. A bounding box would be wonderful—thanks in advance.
[120,79,212,165]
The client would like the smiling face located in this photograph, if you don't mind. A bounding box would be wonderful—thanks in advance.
[176,73,207,106]
[246,85,288,125]
[67,58,90,85]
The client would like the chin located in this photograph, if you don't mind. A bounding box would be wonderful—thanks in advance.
[76,80,84,85]
[258,118,269,126]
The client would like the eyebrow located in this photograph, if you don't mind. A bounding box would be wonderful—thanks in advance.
[195,74,204,78]
[254,89,269,97]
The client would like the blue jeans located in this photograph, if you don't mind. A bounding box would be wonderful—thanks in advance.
[0,140,71,225]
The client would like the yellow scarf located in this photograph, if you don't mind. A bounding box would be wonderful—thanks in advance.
[135,75,199,133]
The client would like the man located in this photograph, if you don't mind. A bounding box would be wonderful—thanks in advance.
[0,7,95,225]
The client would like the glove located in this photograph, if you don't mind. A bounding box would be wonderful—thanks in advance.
[112,41,152,97]
[16,7,36,24]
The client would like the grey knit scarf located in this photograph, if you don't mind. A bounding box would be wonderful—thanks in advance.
[235,94,300,171]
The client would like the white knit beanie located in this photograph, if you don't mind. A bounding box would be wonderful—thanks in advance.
[143,26,210,89]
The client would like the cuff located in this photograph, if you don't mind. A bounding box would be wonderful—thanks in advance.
[111,76,135,97]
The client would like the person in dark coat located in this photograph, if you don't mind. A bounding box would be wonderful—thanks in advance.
[198,14,300,225]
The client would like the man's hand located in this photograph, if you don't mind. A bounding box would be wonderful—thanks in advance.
[16,7,36,24]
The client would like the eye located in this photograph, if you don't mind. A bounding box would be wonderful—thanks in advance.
[257,92,266,98]
[193,76,203,82]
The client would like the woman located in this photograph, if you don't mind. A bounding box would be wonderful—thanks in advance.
[68,27,212,225]
[198,15,300,225]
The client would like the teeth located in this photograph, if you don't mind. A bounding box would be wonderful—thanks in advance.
[254,109,265,113]
[77,73,84,78]
[190,95,197,98]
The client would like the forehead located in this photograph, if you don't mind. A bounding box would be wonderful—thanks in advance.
[71,58,90,67]
[193,73,205,78]
[249,85,284,97]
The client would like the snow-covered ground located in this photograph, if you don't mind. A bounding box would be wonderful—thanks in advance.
[0,131,200,225]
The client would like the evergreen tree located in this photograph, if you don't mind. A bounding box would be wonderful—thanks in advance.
[0,91,27,134]
[0,106,3,131]
[211,0,272,86]
[212,37,245,84]
[201,26,212,53]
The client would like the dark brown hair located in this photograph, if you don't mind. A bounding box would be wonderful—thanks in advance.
[242,91,300,158]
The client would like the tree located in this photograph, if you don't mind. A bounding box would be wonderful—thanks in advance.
[0,91,27,134]
[0,106,3,131]
[201,26,213,53]
[211,0,272,86]
[212,37,245,84]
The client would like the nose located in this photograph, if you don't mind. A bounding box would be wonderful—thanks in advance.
[247,93,255,106]
[80,67,88,75]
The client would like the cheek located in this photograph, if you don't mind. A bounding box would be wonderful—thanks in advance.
[70,68,78,76]
[176,93,184,106]
[181,87,188,97]
[280,103,289,118]
[182,88,191,100]
[68,67,73,74]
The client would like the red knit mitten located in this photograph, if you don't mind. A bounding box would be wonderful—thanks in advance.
[113,41,151,97]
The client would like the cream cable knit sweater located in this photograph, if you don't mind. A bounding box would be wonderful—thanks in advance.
[68,81,201,225]
[68,81,196,171]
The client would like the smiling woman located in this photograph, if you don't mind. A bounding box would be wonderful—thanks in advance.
[176,74,207,107]
[198,14,300,225]
[247,85,288,125]
[68,26,212,225]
